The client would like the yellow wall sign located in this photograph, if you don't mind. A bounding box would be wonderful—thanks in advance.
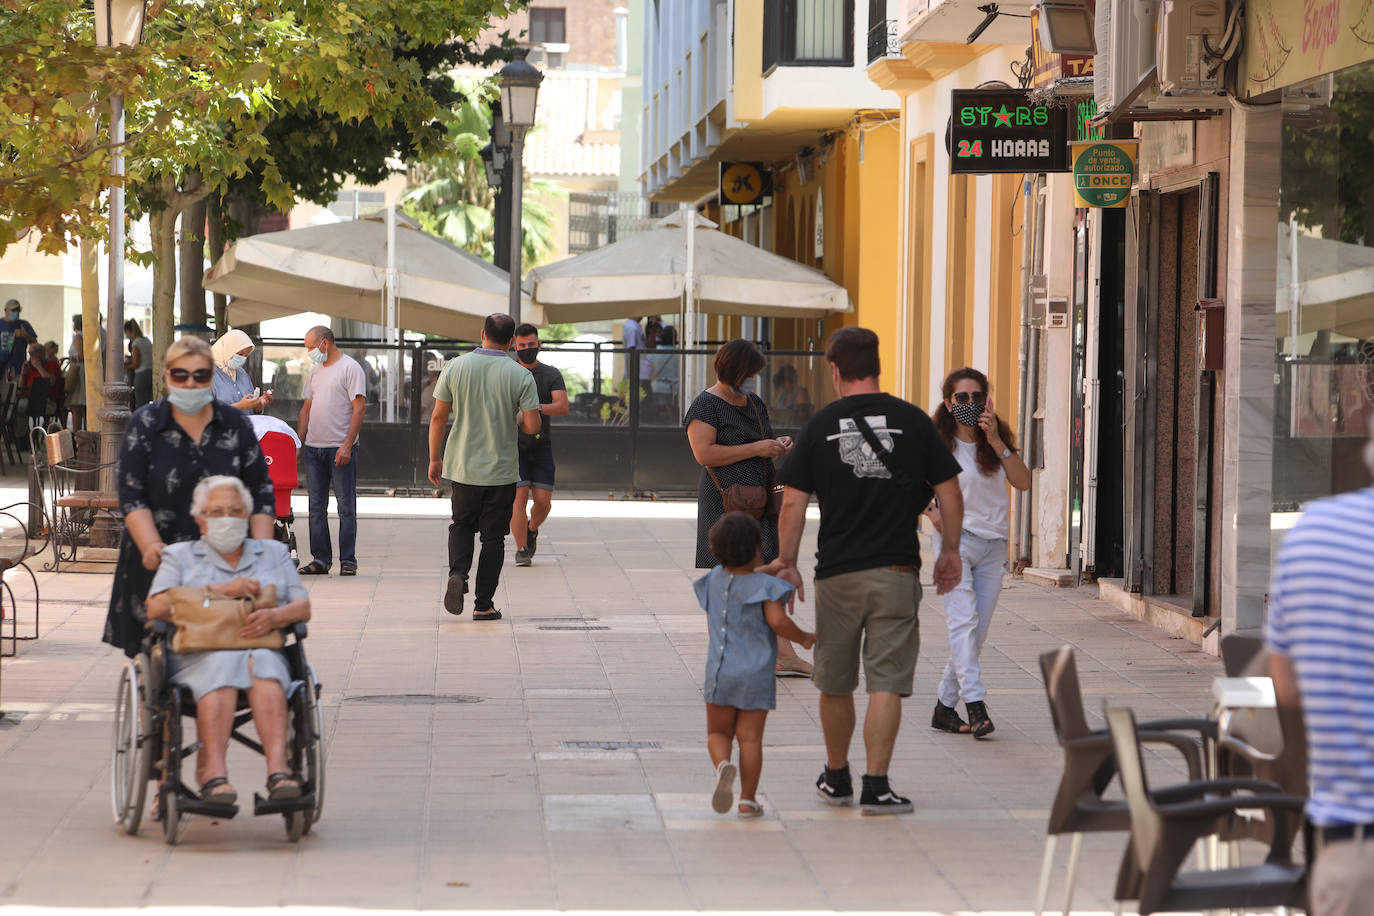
[1070,140,1138,209]
[1243,0,1374,97]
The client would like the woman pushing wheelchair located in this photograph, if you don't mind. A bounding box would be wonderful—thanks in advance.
[145,475,312,804]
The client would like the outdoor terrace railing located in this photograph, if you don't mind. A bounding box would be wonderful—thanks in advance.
[254,339,830,494]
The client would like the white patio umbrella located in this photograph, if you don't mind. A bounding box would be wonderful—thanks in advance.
[204,207,541,341]
[526,209,851,323]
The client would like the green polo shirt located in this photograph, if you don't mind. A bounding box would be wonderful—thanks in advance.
[435,349,539,486]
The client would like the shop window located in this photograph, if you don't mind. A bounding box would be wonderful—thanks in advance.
[1275,64,1374,523]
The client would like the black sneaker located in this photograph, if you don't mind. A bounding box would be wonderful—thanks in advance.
[444,576,467,615]
[816,764,854,806]
[526,526,539,558]
[514,546,532,567]
[860,775,913,815]
[966,700,996,739]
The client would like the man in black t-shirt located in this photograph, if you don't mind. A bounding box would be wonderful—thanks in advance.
[769,327,964,815]
[510,324,569,567]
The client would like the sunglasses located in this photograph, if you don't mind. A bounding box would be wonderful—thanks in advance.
[167,368,214,384]
[952,391,988,405]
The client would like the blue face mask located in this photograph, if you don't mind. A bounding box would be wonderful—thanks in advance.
[227,354,247,371]
[307,347,327,364]
[166,385,214,413]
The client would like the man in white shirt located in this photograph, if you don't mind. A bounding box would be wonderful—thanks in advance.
[297,326,367,576]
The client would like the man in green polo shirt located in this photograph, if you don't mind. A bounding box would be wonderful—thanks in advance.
[428,314,541,621]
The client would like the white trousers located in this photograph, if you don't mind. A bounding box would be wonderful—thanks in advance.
[937,531,1007,706]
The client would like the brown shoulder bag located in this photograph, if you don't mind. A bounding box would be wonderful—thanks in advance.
[166,585,282,653]
[705,397,783,521]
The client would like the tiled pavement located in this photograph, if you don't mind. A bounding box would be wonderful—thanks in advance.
[0,497,1236,913]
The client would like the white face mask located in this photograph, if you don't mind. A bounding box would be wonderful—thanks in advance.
[227,354,247,371]
[204,516,248,554]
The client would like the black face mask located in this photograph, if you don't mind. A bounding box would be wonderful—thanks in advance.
[516,346,539,365]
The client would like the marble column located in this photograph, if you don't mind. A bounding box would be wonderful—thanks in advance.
[1221,106,1281,635]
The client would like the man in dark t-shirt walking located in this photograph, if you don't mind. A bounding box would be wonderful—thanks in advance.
[769,327,965,815]
[510,324,569,567]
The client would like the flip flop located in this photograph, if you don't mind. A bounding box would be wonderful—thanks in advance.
[199,776,238,805]
[298,561,330,576]
[776,656,812,678]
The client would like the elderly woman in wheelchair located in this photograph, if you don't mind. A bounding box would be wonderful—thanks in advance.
[144,474,312,806]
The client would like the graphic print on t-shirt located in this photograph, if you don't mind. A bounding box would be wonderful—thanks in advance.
[826,415,901,479]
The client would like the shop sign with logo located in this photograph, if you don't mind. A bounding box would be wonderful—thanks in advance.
[1069,140,1139,208]
[719,162,771,206]
[1243,0,1374,97]
[949,89,1071,174]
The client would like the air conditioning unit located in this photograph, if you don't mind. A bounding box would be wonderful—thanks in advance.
[1096,0,1158,112]
[1156,0,1224,95]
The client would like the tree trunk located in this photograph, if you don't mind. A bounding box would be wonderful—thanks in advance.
[80,236,103,430]
[150,203,179,398]
[179,188,208,328]
[208,194,228,331]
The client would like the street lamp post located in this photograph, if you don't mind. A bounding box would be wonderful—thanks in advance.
[94,0,145,539]
[497,49,542,325]
[482,101,511,272]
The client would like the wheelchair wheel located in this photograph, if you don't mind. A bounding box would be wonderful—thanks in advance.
[111,656,152,834]
[160,690,183,846]
[304,664,324,832]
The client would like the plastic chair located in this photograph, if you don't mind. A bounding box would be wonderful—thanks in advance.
[1104,705,1307,915]
[1214,635,1307,852]
[1035,646,1218,916]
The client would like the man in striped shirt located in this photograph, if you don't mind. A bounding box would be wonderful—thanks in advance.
[1267,435,1374,916]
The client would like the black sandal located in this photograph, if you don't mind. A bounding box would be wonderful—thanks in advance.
[340,562,357,576]
[266,772,302,800]
[472,606,503,621]
[200,776,238,804]
[931,701,971,734]
[966,701,996,739]
[298,561,330,576]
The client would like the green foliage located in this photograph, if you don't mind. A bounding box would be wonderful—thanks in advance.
[1281,68,1374,245]
[402,82,563,269]
[0,0,529,254]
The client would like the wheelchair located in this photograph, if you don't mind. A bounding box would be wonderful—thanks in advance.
[110,619,324,844]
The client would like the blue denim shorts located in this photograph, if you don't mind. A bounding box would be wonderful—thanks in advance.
[517,441,556,490]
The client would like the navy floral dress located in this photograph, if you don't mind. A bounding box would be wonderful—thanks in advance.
[102,398,275,657]
[683,391,779,568]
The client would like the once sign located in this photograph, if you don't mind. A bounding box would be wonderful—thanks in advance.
[1069,140,1138,208]
[948,89,1070,174]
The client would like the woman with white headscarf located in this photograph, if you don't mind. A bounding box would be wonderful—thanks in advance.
[211,328,271,414]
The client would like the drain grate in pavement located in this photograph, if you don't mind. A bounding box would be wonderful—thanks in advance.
[537,625,611,631]
[528,617,599,622]
[559,740,661,750]
[342,694,483,705]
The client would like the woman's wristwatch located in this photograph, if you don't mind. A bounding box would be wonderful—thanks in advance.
[998,446,1012,459]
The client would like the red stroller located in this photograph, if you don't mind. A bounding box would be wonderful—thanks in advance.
[251,416,301,561]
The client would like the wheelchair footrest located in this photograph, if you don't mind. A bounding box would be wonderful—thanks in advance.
[180,798,240,819]
[252,791,316,816]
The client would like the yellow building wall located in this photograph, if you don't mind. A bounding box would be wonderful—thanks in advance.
[768,124,901,391]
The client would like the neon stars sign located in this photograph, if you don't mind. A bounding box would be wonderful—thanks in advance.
[948,89,1070,174]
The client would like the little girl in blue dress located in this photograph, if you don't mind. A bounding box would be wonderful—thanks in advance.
[694,512,814,817]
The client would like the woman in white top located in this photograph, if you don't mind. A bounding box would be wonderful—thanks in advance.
[926,367,1030,739]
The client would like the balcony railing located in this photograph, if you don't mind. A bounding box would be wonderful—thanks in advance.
[867,17,900,64]
[763,0,855,74]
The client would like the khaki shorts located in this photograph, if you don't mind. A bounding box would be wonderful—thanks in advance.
[813,566,921,696]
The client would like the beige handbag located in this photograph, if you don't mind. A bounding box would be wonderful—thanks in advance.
[166,585,282,653]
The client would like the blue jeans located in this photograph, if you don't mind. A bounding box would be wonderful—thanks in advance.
[303,445,357,569]
[937,531,1007,706]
